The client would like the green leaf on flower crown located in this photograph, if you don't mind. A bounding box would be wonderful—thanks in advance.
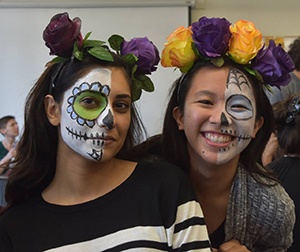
[123,53,138,69]
[191,42,201,58]
[73,42,84,61]
[135,74,154,92]
[131,82,142,102]
[131,64,138,76]
[74,50,84,61]
[244,66,264,83]
[83,32,92,42]
[211,57,225,67]
[88,47,114,62]
[108,34,124,53]
[83,40,106,48]
[253,70,264,83]
[180,62,194,73]
[244,65,255,76]
[265,84,274,93]
[50,56,68,64]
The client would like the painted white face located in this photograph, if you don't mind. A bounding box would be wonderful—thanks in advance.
[60,68,114,161]
[177,67,261,165]
[218,68,257,163]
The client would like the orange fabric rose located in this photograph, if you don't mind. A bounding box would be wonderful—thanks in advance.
[228,20,263,64]
[161,26,197,72]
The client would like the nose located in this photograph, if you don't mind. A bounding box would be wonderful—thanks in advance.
[209,107,232,126]
[97,106,115,130]
[102,110,114,129]
[220,112,229,126]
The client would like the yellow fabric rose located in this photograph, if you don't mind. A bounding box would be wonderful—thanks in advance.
[228,20,263,64]
[161,26,197,72]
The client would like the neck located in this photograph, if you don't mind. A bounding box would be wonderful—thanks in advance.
[2,137,16,149]
[43,157,135,205]
[189,156,239,198]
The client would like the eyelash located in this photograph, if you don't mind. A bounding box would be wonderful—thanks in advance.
[113,101,130,112]
[198,100,213,105]
[81,97,100,107]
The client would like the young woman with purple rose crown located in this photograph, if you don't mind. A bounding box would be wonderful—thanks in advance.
[128,17,296,251]
[0,12,212,251]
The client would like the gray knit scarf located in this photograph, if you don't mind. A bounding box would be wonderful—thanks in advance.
[225,163,295,252]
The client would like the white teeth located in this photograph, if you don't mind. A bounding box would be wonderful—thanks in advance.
[205,133,231,143]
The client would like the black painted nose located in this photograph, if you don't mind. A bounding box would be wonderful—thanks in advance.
[103,110,114,129]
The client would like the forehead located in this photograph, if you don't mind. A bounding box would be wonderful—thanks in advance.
[189,66,254,96]
[226,68,253,94]
[6,119,16,125]
[74,67,112,87]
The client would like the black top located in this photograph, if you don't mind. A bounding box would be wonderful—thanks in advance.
[0,161,211,252]
[209,220,225,249]
[267,156,300,252]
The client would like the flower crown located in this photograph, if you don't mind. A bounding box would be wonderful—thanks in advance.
[161,16,295,90]
[43,12,160,101]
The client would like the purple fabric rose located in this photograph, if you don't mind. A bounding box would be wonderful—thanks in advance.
[191,16,231,58]
[43,12,83,58]
[120,37,160,74]
[251,40,295,88]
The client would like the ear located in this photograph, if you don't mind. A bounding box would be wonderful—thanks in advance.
[173,106,184,130]
[0,128,5,136]
[44,95,61,126]
[252,116,264,138]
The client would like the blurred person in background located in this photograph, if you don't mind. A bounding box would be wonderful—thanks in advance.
[0,115,19,175]
[266,95,300,252]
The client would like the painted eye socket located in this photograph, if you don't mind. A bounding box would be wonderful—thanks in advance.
[73,91,107,120]
[226,95,253,120]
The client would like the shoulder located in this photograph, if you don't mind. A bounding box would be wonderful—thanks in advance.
[247,172,295,240]
[247,171,294,213]
[134,160,196,202]
[0,142,7,154]
[135,160,188,184]
[0,196,40,230]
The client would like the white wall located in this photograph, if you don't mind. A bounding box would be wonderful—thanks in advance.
[0,5,188,141]
[1,0,300,141]
[191,0,300,37]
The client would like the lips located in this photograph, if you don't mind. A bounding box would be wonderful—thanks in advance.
[204,132,233,144]
[203,131,251,145]
[66,127,115,141]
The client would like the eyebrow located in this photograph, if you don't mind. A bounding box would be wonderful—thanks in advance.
[194,90,215,97]
[115,94,131,99]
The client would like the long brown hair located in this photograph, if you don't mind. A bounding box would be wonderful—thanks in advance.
[161,60,277,182]
[2,54,146,214]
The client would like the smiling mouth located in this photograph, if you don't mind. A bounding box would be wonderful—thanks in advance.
[204,133,232,144]
[203,132,251,144]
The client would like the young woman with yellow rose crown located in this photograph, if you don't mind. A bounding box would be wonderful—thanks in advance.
[128,17,296,251]
[0,13,213,251]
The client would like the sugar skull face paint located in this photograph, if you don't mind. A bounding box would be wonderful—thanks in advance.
[176,66,262,166]
[217,68,257,161]
[60,68,114,161]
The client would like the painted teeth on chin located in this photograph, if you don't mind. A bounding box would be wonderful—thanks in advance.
[237,135,251,141]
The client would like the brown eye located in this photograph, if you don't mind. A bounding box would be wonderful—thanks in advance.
[81,97,98,108]
[114,101,130,113]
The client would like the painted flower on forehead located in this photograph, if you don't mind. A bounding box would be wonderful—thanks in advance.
[191,16,231,58]
[43,12,83,58]
[251,40,295,88]
[228,20,263,64]
[161,26,197,73]
[120,37,160,75]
